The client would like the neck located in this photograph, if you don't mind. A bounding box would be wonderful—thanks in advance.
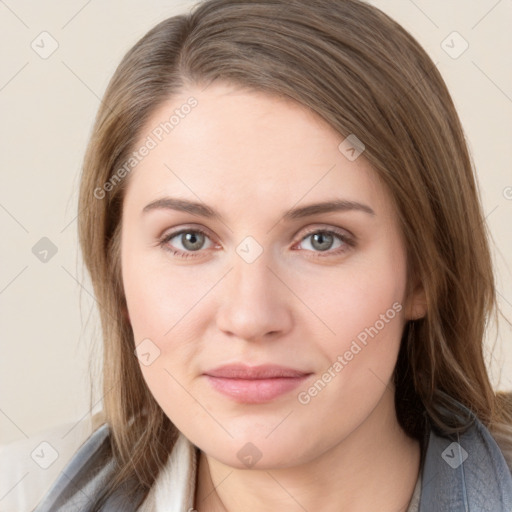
[194,387,421,512]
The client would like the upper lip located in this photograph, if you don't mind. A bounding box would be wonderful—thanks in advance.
[204,364,311,379]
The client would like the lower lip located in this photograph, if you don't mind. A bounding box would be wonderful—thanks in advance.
[204,375,311,404]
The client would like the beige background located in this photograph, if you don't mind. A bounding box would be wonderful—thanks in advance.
[1,0,511,449]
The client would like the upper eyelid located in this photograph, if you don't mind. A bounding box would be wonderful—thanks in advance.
[161,223,352,239]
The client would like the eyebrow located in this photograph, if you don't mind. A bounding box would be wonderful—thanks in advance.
[142,197,375,220]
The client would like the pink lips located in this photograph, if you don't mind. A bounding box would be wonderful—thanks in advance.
[203,364,312,404]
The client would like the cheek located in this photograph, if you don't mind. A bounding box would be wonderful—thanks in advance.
[293,242,407,399]
[296,245,407,351]
[122,241,213,341]
[122,244,213,419]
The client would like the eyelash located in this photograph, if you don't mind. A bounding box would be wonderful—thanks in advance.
[158,226,356,260]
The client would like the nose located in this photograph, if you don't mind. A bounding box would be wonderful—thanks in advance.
[215,251,293,342]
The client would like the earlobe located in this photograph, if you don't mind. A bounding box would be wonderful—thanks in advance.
[405,282,428,321]
[122,307,131,324]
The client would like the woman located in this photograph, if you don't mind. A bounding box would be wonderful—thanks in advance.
[34,0,512,510]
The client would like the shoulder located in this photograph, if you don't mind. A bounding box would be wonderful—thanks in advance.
[33,419,193,512]
[492,390,512,474]
[33,423,117,512]
[420,397,512,511]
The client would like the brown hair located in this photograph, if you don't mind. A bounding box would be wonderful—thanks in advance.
[77,0,512,508]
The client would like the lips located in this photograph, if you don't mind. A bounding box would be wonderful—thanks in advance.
[205,364,309,379]
[203,364,312,403]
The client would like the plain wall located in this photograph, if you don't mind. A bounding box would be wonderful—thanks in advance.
[1,0,511,445]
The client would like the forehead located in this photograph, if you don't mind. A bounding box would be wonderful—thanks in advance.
[123,81,390,219]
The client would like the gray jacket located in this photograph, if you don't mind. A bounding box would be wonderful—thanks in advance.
[34,397,512,511]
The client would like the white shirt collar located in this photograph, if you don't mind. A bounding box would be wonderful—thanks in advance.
[138,431,198,511]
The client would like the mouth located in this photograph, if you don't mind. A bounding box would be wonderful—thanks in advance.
[203,364,313,404]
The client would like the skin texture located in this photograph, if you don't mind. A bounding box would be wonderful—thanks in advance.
[121,82,427,511]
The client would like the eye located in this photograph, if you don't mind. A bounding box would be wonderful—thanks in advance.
[294,228,355,257]
[158,226,355,260]
[158,227,215,259]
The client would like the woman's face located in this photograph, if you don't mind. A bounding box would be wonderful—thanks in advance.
[121,81,426,468]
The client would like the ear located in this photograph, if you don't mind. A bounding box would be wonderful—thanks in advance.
[404,279,427,321]
[122,307,131,324]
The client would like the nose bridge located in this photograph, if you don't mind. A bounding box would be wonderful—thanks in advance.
[230,241,276,304]
[215,238,291,340]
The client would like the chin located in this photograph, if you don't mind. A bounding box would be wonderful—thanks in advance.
[196,429,318,470]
